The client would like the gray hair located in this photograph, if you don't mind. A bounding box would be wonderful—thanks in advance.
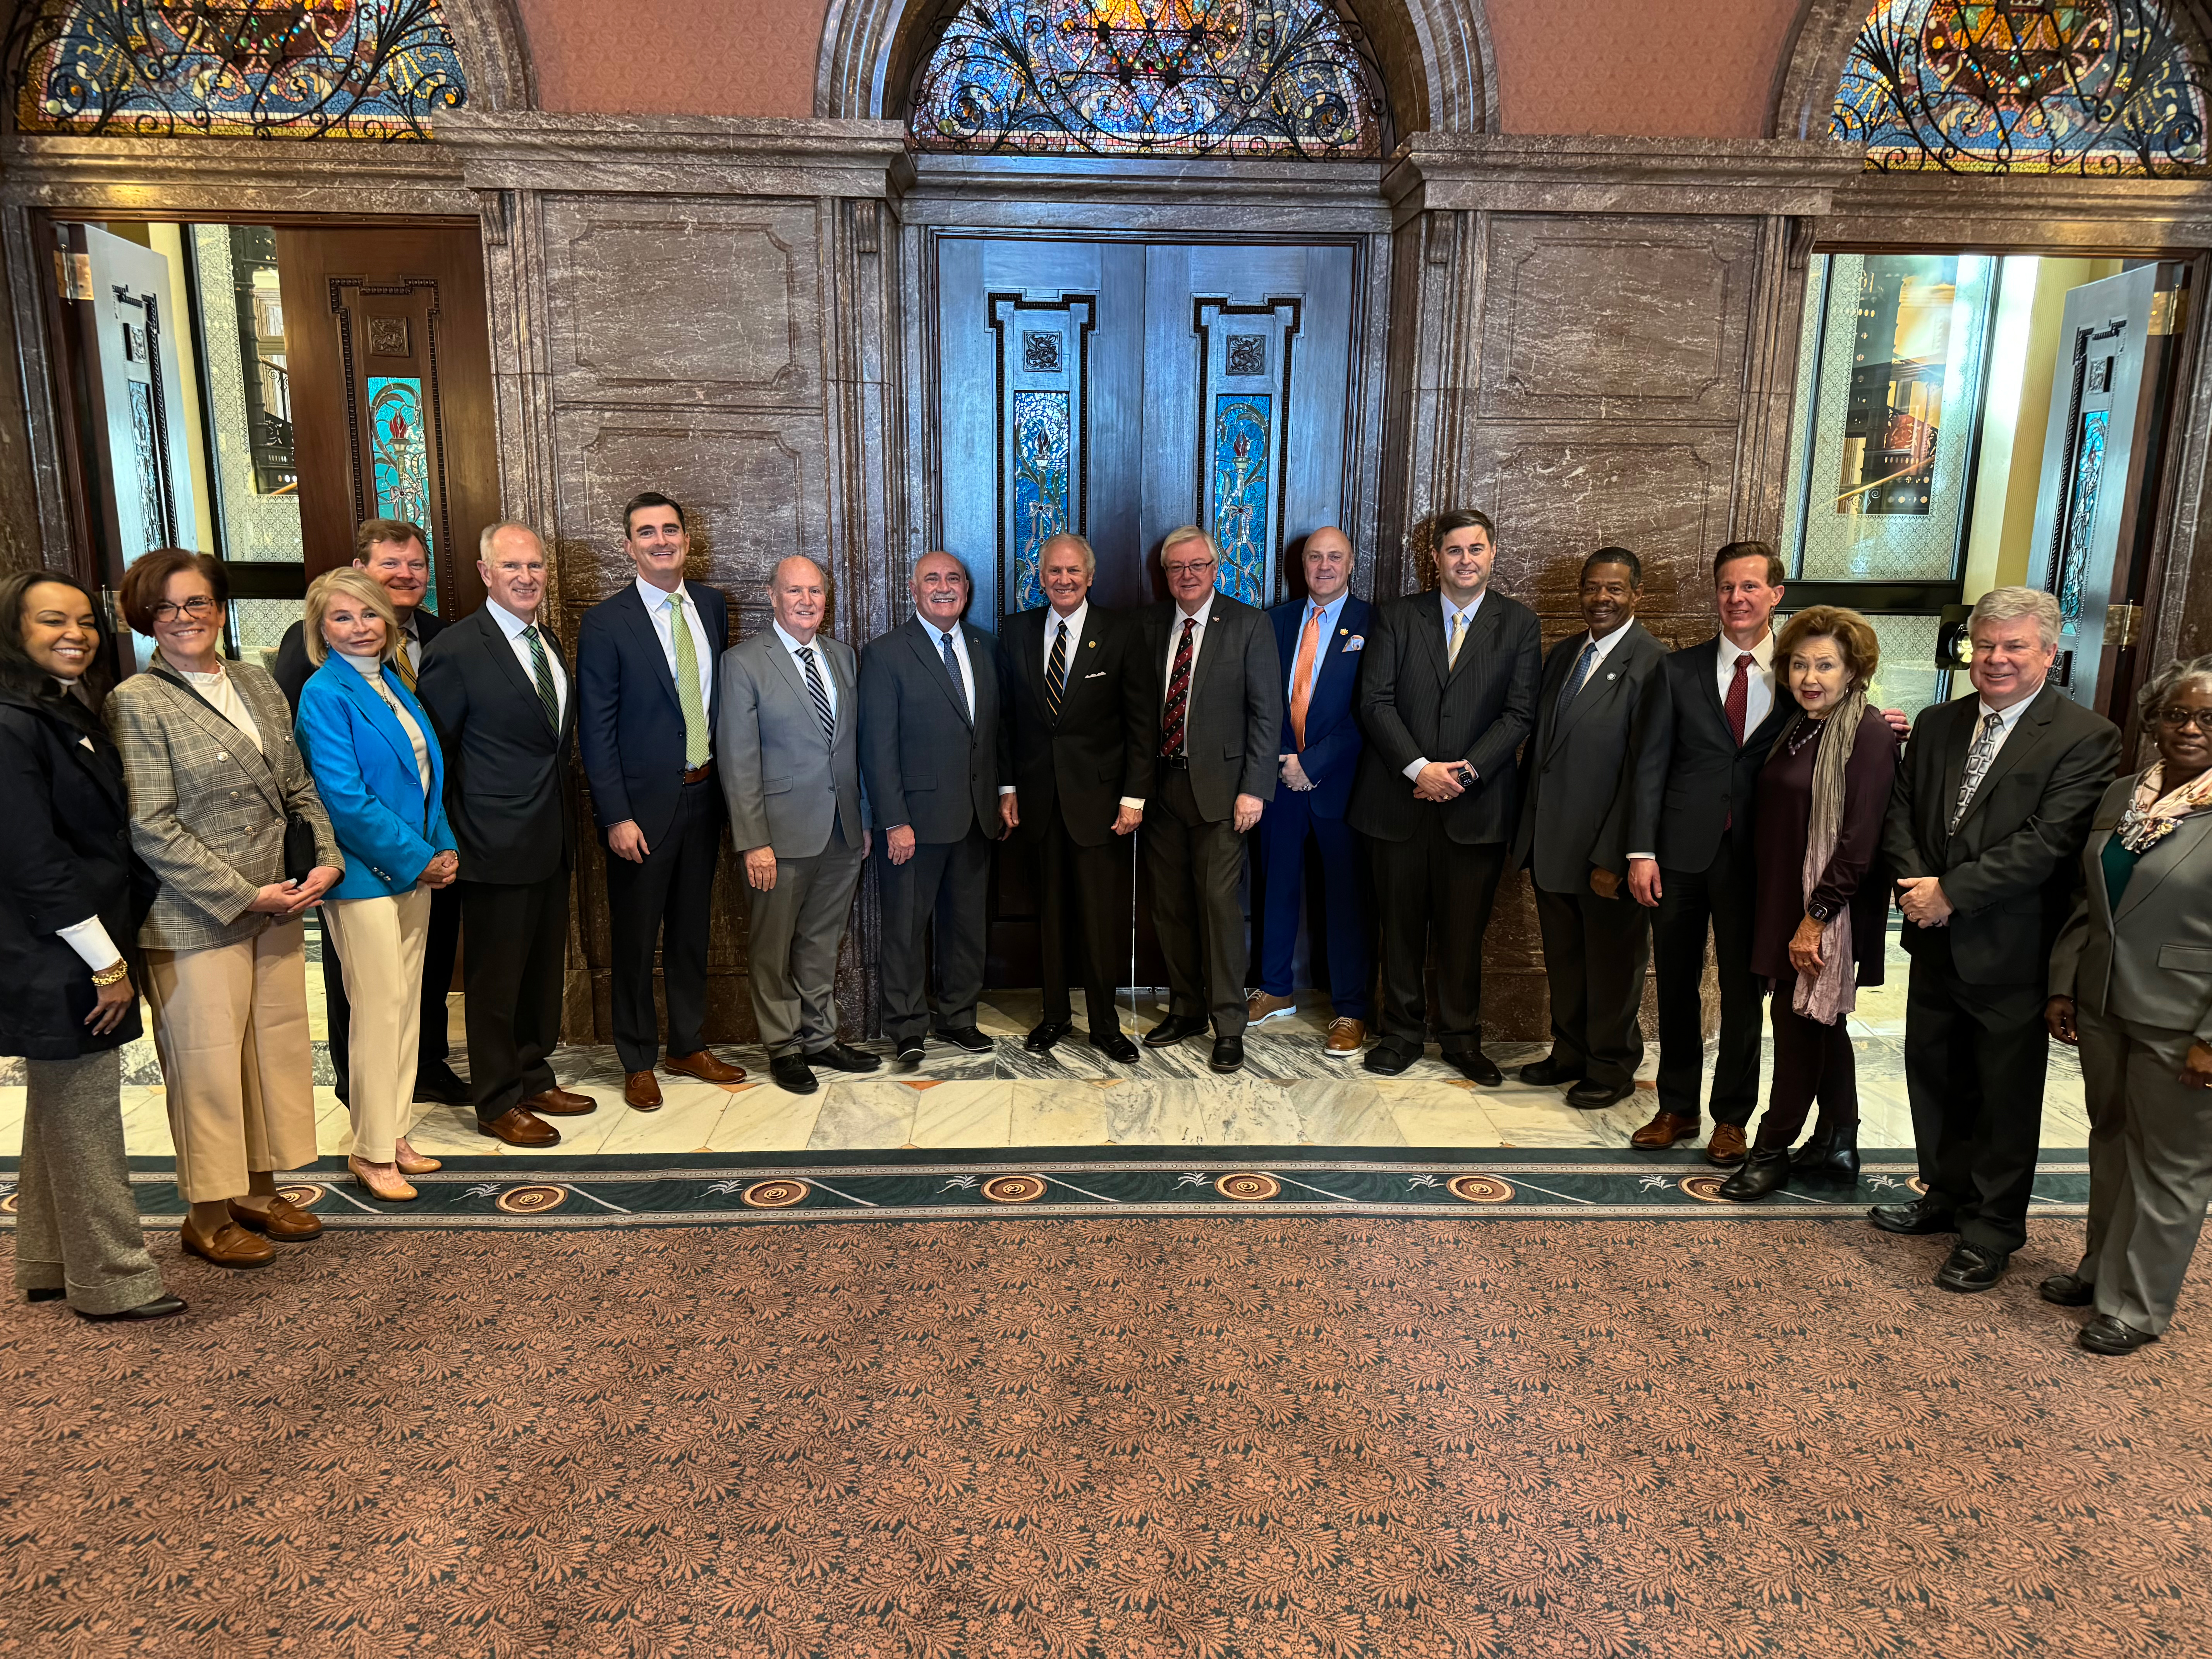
[2138,653,2212,724]
[1967,586,2062,650]
[1159,526,1216,568]
[1039,531,1096,577]
[478,520,542,561]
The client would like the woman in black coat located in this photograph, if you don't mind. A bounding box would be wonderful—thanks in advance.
[0,571,181,1320]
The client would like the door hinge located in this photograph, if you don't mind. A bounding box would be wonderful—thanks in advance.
[2149,288,2186,336]
[2105,602,2145,649]
[52,249,92,301]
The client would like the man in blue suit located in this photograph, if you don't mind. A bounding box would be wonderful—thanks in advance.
[577,492,747,1111]
[1250,527,1374,1058]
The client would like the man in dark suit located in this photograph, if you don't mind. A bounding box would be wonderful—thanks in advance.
[1873,586,2121,1292]
[1624,541,1796,1165]
[272,517,464,1111]
[1511,547,1668,1109]
[415,522,594,1147]
[1349,508,1541,1081]
[576,491,745,1112]
[1133,527,1281,1073]
[1000,533,1149,1062]
[1251,526,1374,1058]
[859,551,1010,1063]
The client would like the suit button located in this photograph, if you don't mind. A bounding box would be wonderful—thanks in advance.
[229,791,240,801]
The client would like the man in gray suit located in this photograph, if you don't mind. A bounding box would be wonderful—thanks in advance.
[858,551,1011,1063]
[1511,547,1669,1109]
[717,556,879,1095]
[1133,526,1282,1073]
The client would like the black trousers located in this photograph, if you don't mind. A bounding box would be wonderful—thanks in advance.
[1903,928,2051,1254]
[1370,809,1507,1056]
[604,779,721,1073]
[1036,812,1130,1037]
[1145,767,1250,1035]
[878,824,991,1042]
[319,882,460,1103]
[1534,881,1649,1090]
[459,870,568,1124]
[1755,996,1856,1151]
[1652,836,1762,1128]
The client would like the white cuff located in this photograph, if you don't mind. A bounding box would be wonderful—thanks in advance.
[998,785,1017,795]
[1403,757,1429,781]
[1119,796,1145,810]
[58,916,122,972]
[1628,853,1655,863]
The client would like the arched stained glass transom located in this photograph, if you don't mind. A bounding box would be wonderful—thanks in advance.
[1832,0,2207,174]
[6,0,468,139]
[909,0,1388,158]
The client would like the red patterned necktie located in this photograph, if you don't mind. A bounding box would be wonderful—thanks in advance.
[1724,652,1752,749]
[1160,617,1196,758]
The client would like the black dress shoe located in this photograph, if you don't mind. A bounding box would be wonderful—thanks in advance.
[1790,1121,1862,1183]
[1869,1194,1955,1235]
[1519,1056,1585,1087]
[895,1036,926,1064]
[933,1026,994,1053]
[770,1053,819,1094]
[2078,1314,2158,1355]
[1363,1042,1417,1076]
[1209,1035,1245,1073]
[1144,1013,1209,1048]
[77,1294,187,1322]
[1565,1078,1636,1110]
[1935,1242,2011,1293]
[1717,1147,1792,1202]
[805,1041,881,1073]
[412,1065,472,1107]
[1443,1049,1503,1086]
[1025,1019,1073,1053]
[2039,1273,2095,1307]
[1089,1029,1139,1063]
[24,1287,64,1304]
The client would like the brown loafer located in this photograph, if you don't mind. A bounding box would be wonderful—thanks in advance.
[520,1087,596,1117]
[228,1195,323,1240]
[478,1106,561,1147]
[1706,1123,1750,1167]
[624,1070,664,1111]
[182,1218,276,1269]
[663,1048,747,1085]
[1324,1017,1366,1058]
[1631,1109,1700,1150]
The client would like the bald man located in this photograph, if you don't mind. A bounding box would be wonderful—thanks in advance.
[857,552,1009,1062]
[716,556,878,1096]
[1251,529,1375,1057]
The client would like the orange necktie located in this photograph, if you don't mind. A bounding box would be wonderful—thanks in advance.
[1288,605,1321,750]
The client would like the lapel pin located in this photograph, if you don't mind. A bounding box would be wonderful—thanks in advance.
[1088,640,1097,648]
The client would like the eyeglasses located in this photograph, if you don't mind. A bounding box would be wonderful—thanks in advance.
[1163,562,1214,578]
[151,596,218,621]
[2157,706,2212,732]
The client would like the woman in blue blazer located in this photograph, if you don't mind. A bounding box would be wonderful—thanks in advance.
[294,570,458,1201]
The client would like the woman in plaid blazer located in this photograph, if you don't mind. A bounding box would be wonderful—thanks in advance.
[106,550,342,1271]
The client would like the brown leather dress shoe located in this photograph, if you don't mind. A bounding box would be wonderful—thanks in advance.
[1631,1109,1700,1150]
[228,1195,323,1240]
[1325,1017,1366,1057]
[663,1049,746,1084]
[182,1218,275,1269]
[1705,1123,1750,1167]
[520,1087,596,1117]
[624,1070,664,1111]
[478,1106,561,1147]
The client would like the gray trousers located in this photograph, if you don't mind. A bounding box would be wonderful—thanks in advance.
[2076,1006,2212,1336]
[877,826,991,1042]
[746,823,866,1057]
[1145,768,1249,1035]
[11,1049,166,1316]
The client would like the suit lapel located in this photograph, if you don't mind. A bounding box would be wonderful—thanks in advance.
[1549,626,1638,756]
[480,608,548,726]
[905,617,972,727]
[1953,688,2058,837]
[625,585,683,719]
[2114,809,2212,924]
[334,662,423,788]
[1451,597,1503,684]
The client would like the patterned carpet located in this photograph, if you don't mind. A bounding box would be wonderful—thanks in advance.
[4,1217,2208,1657]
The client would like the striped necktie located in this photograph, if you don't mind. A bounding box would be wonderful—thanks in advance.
[799,645,835,745]
[521,624,559,730]
[1447,610,1468,670]
[939,629,970,720]
[1045,619,1068,722]
[1556,638,1598,724]
[393,627,418,692]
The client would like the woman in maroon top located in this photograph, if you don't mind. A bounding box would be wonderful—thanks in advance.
[1721,606,1899,1202]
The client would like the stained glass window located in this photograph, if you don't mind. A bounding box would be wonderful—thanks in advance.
[910,0,1386,158]
[7,0,468,140]
[1832,0,2208,174]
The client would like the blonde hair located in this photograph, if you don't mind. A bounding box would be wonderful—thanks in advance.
[1159,526,1216,569]
[304,568,401,667]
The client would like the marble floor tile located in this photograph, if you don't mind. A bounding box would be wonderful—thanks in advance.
[0,1085,24,1157]
[805,1080,919,1151]
[1384,1081,1507,1148]
[1102,1074,1304,1145]
[909,1081,1016,1149]
[1467,1082,1653,1149]
[119,1087,174,1156]
[1287,1077,1409,1146]
[1009,1080,1115,1145]
[400,1102,497,1158]
[596,1085,732,1156]
[703,1085,820,1153]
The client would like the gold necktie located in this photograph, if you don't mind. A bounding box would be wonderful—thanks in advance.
[1447,610,1467,670]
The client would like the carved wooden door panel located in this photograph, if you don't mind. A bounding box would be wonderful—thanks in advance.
[277,225,499,619]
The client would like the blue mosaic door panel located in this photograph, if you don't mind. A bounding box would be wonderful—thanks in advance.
[2057,408,2109,631]
[367,375,438,611]
[989,293,1094,620]
[1194,296,1299,605]
[1211,395,1273,603]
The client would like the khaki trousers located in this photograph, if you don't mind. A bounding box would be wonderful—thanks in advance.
[323,887,431,1162]
[143,921,319,1203]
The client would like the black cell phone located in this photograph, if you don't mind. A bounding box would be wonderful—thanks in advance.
[1455,765,1476,788]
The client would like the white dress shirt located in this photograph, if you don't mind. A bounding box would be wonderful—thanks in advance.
[637,576,715,715]
[1405,590,1488,781]
[1159,592,1217,695]
[487,599,568,721]
[773,619,836,721]
[1042,600,1089,678]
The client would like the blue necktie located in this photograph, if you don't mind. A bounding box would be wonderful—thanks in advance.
[1556,639,1598,725]
[939,629,969,719]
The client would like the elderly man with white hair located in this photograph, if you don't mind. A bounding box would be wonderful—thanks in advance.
[1874,586,2122,1293]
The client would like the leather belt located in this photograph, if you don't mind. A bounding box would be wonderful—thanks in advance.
[1159,755,1190,770]
[680,763,713,784]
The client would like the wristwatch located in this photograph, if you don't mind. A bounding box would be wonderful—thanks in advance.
[1806,900,1836,924]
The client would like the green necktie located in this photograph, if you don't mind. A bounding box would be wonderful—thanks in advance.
[667,592,709,768]
[522,623,560,730]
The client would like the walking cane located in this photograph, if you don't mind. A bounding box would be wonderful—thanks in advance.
[1128,818,1140,1036]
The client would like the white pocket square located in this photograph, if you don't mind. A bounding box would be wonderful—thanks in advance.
[1083,671,1106,679]
[1343,636,1365,653]
[79,736,95,750]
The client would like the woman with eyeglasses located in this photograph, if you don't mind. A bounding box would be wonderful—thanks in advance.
[105,550,343,1270]
[0,571,181,1320]
[2045,654,2212,1355]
